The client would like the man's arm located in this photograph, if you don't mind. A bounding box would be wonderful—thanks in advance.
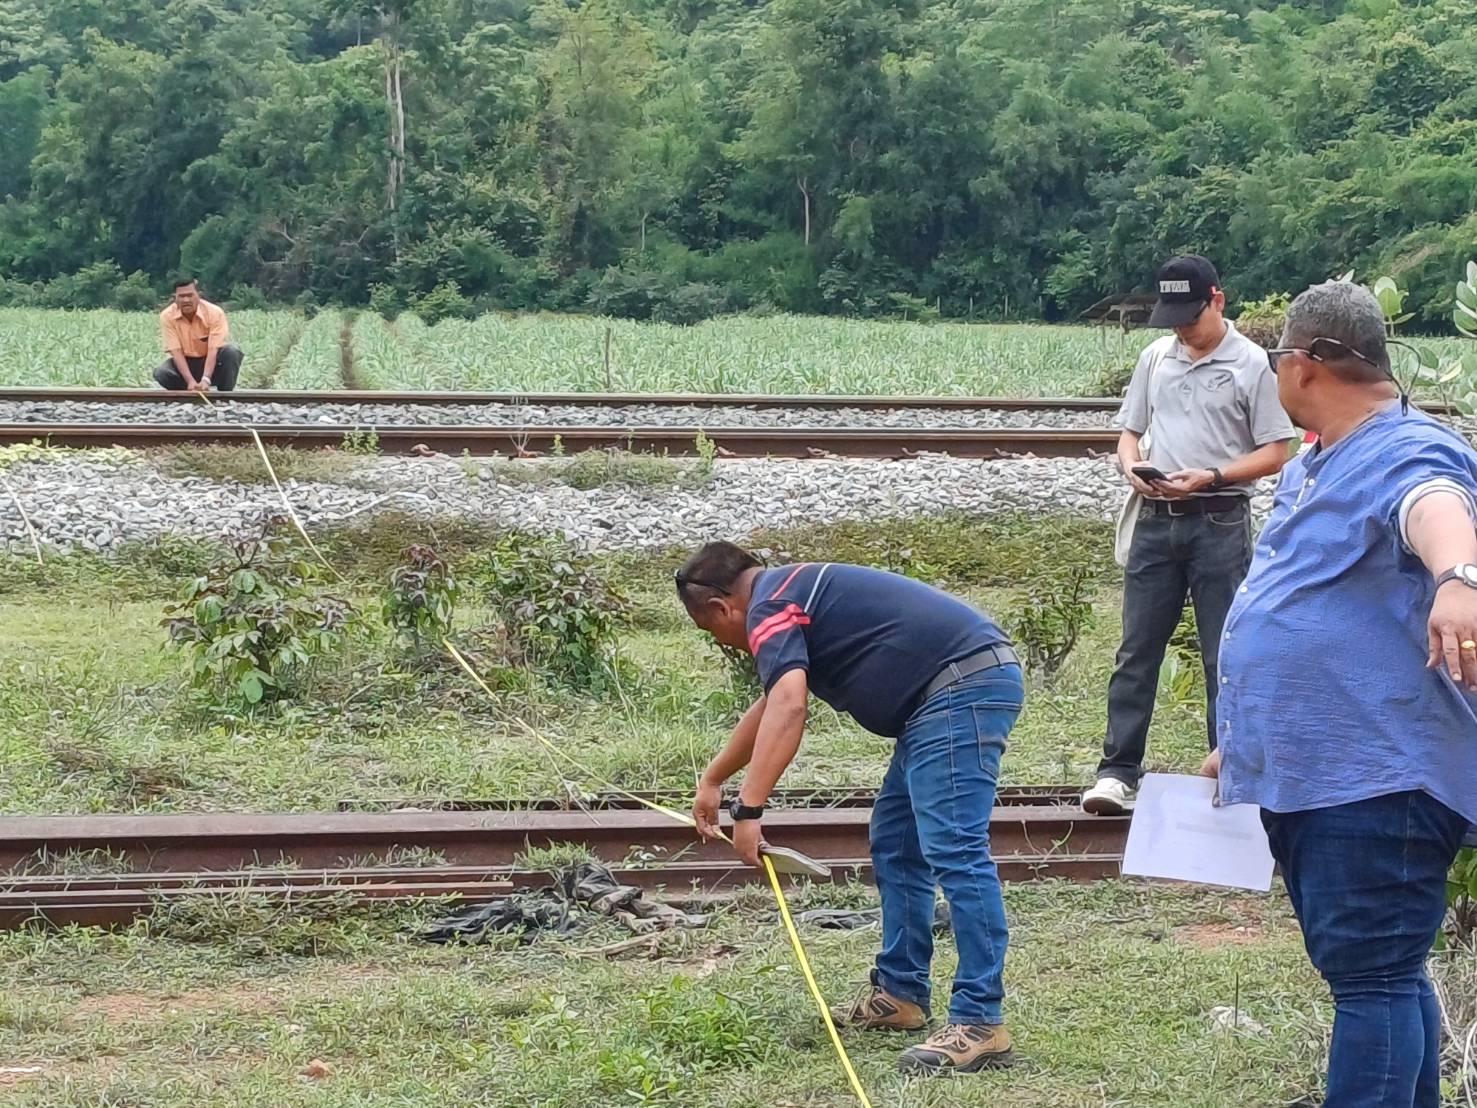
[1406,490,1477,690]
[1160,439,1294,498]
[731,669,809,866]
[693,696,767,839]
[170,349,197,390]
[200,312,228,387]
[161,315,197,390]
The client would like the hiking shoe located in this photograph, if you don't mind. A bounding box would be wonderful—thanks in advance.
[898,1023,1014,1074]
[830,982,927,1032]
[1081,777,1136,815]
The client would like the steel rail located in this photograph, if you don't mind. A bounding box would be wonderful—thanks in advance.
[0,805,1126,874]
[0,853,1125,929]
[0,386,1123,411]
[334,784,1086,812]
[0,422,1119,458]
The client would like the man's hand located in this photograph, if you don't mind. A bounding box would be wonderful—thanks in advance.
[1427,580,1477,691]
[693,779,723,840]
[1198,747,1222,779]
[733,818,765,868]
[1159,469,1217,498]
[1124,468,1160,498]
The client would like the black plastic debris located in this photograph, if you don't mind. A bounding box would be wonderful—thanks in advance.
[419,861,708,945]
[795,900,952,934]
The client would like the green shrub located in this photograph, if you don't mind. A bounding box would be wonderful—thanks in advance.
[382,545,458,656]
[109,271,158,311]
[162,530,353,704]
[1008,562,1099,679]
[367,282,403,320]
[472,532,629,692]
[411,280,475,324]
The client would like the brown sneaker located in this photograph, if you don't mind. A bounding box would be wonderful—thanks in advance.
[829,982,928,1032]
[898,1023,1014,1074]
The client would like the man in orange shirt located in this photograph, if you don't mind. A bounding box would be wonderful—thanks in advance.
[154,278,243,391]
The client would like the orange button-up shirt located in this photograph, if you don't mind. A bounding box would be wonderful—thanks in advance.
[160,300,230,358]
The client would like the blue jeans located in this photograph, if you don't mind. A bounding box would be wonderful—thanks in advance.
[870,665,1024,1025]
[1262,791,1471,1108]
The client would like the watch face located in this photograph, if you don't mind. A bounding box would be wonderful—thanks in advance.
[1460,565,1477,588]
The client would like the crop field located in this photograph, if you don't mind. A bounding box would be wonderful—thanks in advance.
[0,308,1147,395]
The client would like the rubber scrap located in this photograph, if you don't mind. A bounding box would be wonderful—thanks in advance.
[418,861,708,944]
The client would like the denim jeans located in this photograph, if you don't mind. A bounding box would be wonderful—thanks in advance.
[1099,500,1252,786]
[1262,791,1471,1108]
[155,344,243,391]
[870,665,1024,1025]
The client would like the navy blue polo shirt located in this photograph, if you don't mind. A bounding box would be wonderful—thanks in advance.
[747,563,1009,738]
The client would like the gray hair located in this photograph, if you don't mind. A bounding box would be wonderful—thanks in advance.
[1281,281,1391,381]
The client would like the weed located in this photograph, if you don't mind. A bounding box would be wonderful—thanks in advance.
[342,426,381,455]
[155,444,360,486]
[162,527,353,705]
[381,545,459,656]
[557,449,708,491]
[471,532,630,692]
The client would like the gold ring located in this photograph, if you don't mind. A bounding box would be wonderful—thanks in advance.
[1462,640,1476,651]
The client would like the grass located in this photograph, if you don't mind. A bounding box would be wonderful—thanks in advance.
[152,444,366,486]
[1,516,1473,1104]
[0,879,1340,1106]
[0,514,1190,814]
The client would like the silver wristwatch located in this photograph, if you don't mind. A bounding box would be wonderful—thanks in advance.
[1436,564,1477,590]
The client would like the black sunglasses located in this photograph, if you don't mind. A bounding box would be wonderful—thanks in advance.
[674,569,730,596]
[1265,336,1380,374]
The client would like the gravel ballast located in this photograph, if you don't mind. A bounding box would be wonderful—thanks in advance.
[0,398,1113,431]
[0,451,1278,557]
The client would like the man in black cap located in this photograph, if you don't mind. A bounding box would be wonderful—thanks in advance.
[1082,255,1296,815]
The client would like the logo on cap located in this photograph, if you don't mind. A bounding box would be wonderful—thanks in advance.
[1160,280,1191,294]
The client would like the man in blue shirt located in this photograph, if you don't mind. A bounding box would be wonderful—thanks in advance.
[1204,280,1477,1107]
[676,541,1024,1075]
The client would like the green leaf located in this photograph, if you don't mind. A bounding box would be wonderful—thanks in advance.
[240,674,264,703]
[1455,280,1477,311]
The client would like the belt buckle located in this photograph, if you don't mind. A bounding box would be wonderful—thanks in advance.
[1165,499,1191,517]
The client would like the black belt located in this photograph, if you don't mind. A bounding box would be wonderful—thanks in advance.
[920,644,1020,704]
[1146,495,1247,517]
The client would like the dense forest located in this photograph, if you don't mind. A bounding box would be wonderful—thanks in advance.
[1,0,1475,323]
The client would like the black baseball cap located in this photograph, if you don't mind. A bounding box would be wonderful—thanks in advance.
[1148,255,1220,328]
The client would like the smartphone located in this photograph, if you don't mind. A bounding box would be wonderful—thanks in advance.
[1132,464,1170,483]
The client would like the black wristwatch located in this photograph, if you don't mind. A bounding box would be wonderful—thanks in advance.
[728,797,766,822]
[1209,467,1227,489]
[1436,564,1477,591]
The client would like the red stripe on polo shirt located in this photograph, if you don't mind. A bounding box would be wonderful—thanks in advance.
[768,564,810,599]
[749,603,810,653]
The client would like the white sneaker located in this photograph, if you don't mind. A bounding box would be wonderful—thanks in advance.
[1081,777,1136,815]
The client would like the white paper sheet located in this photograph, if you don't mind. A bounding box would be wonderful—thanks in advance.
[1121,773,1275,892]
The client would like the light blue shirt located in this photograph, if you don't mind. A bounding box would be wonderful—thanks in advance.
[1219,405,1477,824]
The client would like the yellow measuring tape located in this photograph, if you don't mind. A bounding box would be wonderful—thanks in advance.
[195,388,876,1107]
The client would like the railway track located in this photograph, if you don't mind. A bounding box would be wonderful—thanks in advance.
[0,789,1124,929]
[0,386,1127,457]
[0,386,1123,411]
[0,421,1119,458]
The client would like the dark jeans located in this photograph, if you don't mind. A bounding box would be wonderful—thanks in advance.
[154,345,243,391]
[870,665,1024,1025]
[1098,500,1252,786]
[1263,791,1471,1108]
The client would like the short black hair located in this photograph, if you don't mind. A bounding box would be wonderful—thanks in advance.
[173,276,197,291]
[675,541,762,601]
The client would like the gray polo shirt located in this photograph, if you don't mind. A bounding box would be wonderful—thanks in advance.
[1116,321,1296,497]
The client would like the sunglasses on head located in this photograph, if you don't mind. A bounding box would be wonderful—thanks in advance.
[1265,336,1380,374]
[673,569,730,596]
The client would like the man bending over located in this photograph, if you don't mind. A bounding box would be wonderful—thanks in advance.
[677,541,1024,1076]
